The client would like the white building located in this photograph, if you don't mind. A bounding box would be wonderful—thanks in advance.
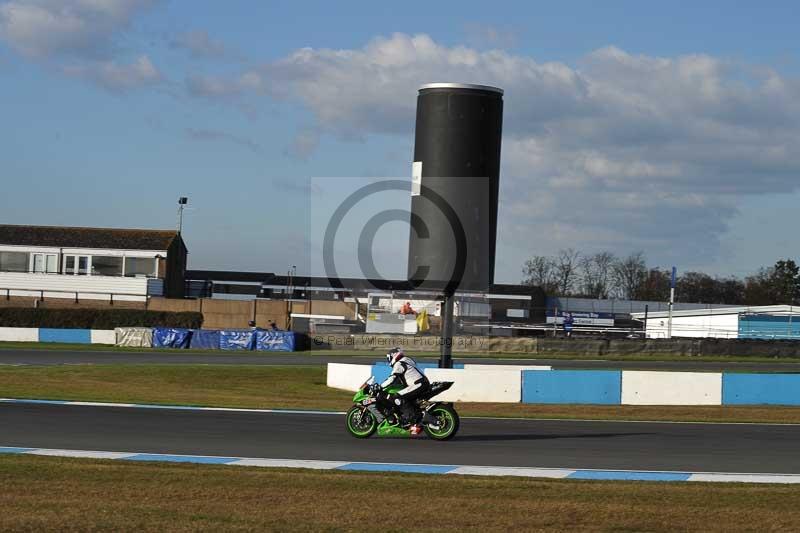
[0,225,188,302]
[631,305,800,339]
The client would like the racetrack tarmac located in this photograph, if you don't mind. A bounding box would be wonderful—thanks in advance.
[3,403,800,473]
[3,348,800,372]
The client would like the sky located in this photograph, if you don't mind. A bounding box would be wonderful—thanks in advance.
[1,0,800,283]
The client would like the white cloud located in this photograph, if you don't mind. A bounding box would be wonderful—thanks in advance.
[464,23,519,49]
[62,54,160,91]
[186,34,800,271]
[183,33,800,271]
[0,0,156,58]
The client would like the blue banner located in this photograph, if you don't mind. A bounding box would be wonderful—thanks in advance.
[219,330,256,351]
[152,328,192,349]
[255,330,295,352]
[189,329,221,350]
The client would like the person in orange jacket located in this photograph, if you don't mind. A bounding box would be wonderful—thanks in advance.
[399,301,416,315]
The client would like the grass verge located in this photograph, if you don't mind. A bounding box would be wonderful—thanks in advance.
[1,454,800,531]
[3,340,800,364]
[3,364,800,423]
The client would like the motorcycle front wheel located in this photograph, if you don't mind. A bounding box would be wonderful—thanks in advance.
[345,406,377,438]
[423,405,460,441]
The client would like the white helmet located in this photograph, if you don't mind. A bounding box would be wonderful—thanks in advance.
[386,347,404,365]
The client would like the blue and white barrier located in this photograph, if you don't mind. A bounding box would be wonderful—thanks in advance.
[522,370,621,405]
[0,327,114,345]
[0,326,296,351]
[327,363,800,406]
[722,374,800,406]
[621,371,722,406]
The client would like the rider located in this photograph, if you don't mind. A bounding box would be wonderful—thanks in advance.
[380,347,430,435]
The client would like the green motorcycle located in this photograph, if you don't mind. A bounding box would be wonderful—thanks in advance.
[345,377,460,440]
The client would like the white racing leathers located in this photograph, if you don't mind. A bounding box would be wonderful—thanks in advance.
[381,356,430,399]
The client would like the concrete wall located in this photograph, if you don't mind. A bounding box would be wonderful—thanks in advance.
[309,300,356,318]
[326,363,373,392]
[426,368,521,403]
[621,371,722,405]
[0,327,115,344]
[91,330,116,344]
[522,370,621,404]
[723,374,800,405]
[328,363,800,406]
[0,327,38,342]
[310,334,800,357]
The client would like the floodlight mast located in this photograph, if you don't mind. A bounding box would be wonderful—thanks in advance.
[408,83,504,368]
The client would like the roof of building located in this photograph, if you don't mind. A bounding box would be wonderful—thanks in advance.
[0,224,181,251]
[631,304,800,319]
[185,270,545,297]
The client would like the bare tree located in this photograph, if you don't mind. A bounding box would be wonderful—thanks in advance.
[579,251,616,298]
[522,256,558,294]
[554,248,581,296]
[612,252,647,299]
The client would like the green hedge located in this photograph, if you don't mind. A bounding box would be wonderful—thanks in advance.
[0,308,203,329]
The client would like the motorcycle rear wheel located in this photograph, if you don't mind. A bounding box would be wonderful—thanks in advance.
[345,406,377,438]
[423,405,459,441]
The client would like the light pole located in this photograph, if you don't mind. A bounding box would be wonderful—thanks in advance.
[667,266,676,339]
[177,197,189,234]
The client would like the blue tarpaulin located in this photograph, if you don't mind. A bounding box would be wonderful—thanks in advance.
[219,330,256,351]
[255,330,295,352]
[152,328,192,349]
[190,329,220,350]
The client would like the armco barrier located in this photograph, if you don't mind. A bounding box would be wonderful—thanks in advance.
[722,374,800,406]
[622,371,722,405]
[39,328,91,344]
[327,363,373,391]
[522,370,621,404]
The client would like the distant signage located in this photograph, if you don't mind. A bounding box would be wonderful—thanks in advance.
[546,310,614,326]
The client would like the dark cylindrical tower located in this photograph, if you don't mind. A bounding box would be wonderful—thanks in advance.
[407,83,504,293]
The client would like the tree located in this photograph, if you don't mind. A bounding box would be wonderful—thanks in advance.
[638,268,671,301]
[744,268,774,305]
[715,277,746,305]
[744,259,800,305]
[771,259,800,304]
[522,256,558,294]
[677,272,716,303]
[579,251,616,298]
[554,248,581,296]
[611,252,647,299]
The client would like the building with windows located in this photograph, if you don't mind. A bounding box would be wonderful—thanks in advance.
[632,305,800,339]
[0,225,187,301]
